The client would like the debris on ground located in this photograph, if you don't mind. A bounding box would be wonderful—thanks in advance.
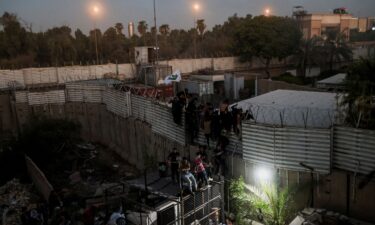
[0,179,39,225]
[289,208,374,225]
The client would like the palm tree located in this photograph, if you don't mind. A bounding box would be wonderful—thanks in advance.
[295,36,323,77]
[137,21,148,45]
[196,19,206,39]
[229,177,297,225]
[322,29,353,72]
[114,22,124,35]
[246,184,296,225]
[159,24,170,36]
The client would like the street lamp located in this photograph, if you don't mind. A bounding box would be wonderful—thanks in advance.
[153,0,159,64]
[192,3,200,59]
[91,4,100,64]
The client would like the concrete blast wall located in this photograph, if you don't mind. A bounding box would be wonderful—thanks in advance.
[0,57,289,89]
[25,156,54,201]
[11,102,184,169]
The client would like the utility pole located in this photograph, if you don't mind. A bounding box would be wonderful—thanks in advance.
[153,0,159,64]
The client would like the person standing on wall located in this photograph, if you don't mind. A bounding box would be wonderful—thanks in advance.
[195,152,209,187]
[168,147,181,184]
[180,157,198,195]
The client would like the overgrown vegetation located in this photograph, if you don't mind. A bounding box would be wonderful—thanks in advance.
[0,12,243,68]
[343,56,375,129]
[234,16,301,79]
[229,177,297,225]
[0,116,81,185]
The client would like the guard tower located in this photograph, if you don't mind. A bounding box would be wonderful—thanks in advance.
[134,46,172,87]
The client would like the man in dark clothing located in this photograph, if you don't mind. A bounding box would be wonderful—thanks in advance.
[171,97,183,125]
[168,148,181,183]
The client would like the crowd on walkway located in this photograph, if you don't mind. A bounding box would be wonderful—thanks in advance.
[171,89,247,146]
[166,143,227,195]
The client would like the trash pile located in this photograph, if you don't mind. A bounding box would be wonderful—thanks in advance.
[0,179,36,225]
[289,208,372,225]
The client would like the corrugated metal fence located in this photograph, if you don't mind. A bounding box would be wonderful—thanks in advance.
[66,83,105,103]
[195,131,242,154]
[334,126,375,175]
[0,70,24,89]
[130,95,186,146]
[103,89,130,118]
[242,123,332,174]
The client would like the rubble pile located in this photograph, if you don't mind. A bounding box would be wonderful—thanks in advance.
[290,208,373,225]
[0,179,35,225]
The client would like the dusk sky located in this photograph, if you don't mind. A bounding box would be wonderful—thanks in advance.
[1,0,375,35]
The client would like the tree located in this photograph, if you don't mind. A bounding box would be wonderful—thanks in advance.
[89,28,103,63]
[74,29,89,63]
[137,20,148,37]
[196,19,206,38]
[321,29,353,72]
[234,16,302,79]
[45,26,76,65]
[343,56,375,129]
[229,177,297,225]
[0,12,34,66]
[295,36,323,77]
[159,24,170,36]
[114,22,124,35]
[137,20,148,45]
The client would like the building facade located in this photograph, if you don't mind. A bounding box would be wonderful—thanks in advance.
[296,13,353,40]
[296,11,375,40]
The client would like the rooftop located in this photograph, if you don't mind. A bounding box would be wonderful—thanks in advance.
[317,73,347,85]
[234,90,341,128]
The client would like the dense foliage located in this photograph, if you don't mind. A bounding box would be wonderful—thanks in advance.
[234,15,302,78]
[343,56,375,129]
[0,117,81,184]
[0,12,246,68]
[229,177,297,225]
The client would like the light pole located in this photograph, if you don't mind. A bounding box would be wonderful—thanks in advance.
[193,3,200,59]
[92,5,100,64]
[153,0,159,64]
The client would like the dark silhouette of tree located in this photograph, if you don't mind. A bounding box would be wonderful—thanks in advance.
[45,26,76,65]
[196,19,206,38]
[74,29,89,64]
[88,28,103,63]
[115,22,124,35]
[295,36,323,77]
[137,20,148,45]
[234,16,302,79]
[321,30,353,72]
[159,24,170,36]
[343,56,375,129]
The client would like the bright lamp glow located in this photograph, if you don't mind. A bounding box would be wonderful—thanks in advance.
[88,2,104,18]
[254,166,273,183]
[93,5,99,13]
[264,8,271,16]
[193,3,200,11]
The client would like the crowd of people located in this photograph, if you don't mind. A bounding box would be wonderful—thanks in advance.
[167,144,226,195]
[171,89,247,146]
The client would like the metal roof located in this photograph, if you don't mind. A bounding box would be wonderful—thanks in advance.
[317,73,346,85]
[233,90,341,128]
